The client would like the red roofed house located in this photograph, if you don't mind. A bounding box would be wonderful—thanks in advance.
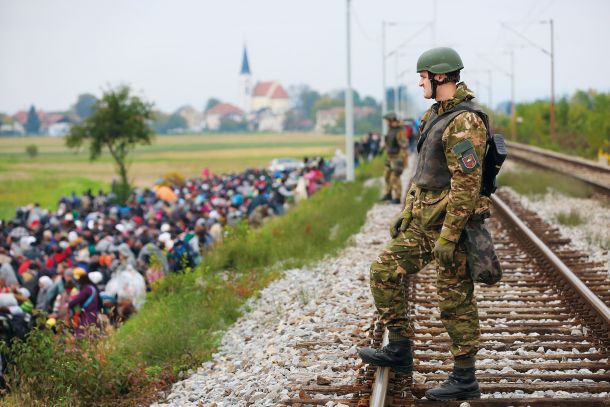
[251,81,290,115]
[13,110,72,136]
[205,102,244,131]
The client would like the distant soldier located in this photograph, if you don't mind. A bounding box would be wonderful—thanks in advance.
[381,112,408,204]
[358,47,491,401]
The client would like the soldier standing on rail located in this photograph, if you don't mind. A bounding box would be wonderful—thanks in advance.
[358,47,491,401]
[381,112,409,204]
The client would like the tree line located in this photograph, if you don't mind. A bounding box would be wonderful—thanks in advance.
[491,89,609,158]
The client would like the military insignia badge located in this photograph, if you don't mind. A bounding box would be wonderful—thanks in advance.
[462,154,477,169]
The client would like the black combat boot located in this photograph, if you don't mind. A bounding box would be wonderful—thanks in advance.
[425,364,481,400]
[380,193,392,201]
[391,198,401,204]
[357,338,413,374]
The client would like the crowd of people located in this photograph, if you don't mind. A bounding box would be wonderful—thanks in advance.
[0,157,336,341]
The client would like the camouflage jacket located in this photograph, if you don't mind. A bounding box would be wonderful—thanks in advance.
[406,82,490,242]
[385,124,408,157]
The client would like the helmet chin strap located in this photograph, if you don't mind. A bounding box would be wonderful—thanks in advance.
[429,71,449,100]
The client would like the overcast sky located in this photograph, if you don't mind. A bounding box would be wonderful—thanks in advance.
[1,0,609,113]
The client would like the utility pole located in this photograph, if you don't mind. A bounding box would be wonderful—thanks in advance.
[381,20,387,135]
[432,0,437,46]
[502,21,556,142]
[345,0,355,182]
[549,19,556,144]
[383,21,432,121]
[510,50,516,141]
[488,70,493,110]
[394,54,400,117]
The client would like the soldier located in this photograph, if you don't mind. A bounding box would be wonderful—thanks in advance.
[381,112,408,204]
[358,47,491,401]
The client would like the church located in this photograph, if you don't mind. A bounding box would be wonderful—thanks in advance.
[238,46,290,132]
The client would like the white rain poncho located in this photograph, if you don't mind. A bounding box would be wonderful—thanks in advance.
[104,264,146,310]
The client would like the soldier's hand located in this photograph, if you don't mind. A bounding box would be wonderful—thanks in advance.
[433,237,456,266]
[390,210,412,239]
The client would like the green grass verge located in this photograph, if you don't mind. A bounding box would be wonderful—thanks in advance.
[0,175,108,221]
[1,160,382,406]
[498,165,595,199]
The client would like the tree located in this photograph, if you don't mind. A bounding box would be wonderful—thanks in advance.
[25,105,41,134]
[66,85,154,203]
[219,116,248,132]
[151,111,188,134]
[73,93,97,120]
[165,113,188,133]
[25,144,38,158]
[205,98,221,112]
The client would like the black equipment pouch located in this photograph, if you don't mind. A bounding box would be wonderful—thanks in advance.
[462,218,503,285]
[481,134,508,196]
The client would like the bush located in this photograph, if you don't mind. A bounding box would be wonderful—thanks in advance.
[25,144,38,158]
[0,325,170,407]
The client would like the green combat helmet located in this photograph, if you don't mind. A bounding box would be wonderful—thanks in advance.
[416,47,464,98]
[383,112,398,120]
[416,47,464,74]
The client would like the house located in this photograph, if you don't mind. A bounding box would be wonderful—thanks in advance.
[251,81,290,115]
[48,122,71,137]
[315,106,375,133]
[204,103,244,131]
[41,112,70,134]
[13,110,73,135]
[254,108,284,132]
[0,122,25,136]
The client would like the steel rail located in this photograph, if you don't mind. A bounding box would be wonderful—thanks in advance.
[492,194,610,332]
[369,329,390,407]
[507,141,610,174]
[506,141,610,195]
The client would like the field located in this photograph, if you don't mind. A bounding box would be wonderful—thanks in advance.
[0,133,345,220]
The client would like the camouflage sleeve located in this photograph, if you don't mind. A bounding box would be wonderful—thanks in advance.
[401,181,416,213]
[440,112,487,243]
[418,109,433,133]
[397,128,408,149]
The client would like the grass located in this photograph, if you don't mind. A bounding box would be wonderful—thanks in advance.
[555,209,585,226]
[0,133,345,220]
[0,176,106,221]
[497,164,595,199]
[1,159,383,406]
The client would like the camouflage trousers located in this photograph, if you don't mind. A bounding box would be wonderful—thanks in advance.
[384,155,405,199]
[369,220,480,359]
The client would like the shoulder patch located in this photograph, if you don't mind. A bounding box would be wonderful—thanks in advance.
[452,139,480,173]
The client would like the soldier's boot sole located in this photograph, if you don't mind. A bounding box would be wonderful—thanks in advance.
[425,388,481,401]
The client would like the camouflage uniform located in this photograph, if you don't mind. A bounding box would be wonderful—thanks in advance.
[370,83,490,361]
[383,124,409,200]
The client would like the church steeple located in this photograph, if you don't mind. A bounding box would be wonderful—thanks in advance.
[239,44,252,114]
[240,45,251,75]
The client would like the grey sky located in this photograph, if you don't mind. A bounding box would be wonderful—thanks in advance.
[1,0,609,114]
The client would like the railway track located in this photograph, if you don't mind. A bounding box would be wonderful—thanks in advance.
[506,141,610,195]
[282,194,610,407]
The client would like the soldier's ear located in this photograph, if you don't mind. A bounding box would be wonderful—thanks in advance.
[434,73,447,82]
